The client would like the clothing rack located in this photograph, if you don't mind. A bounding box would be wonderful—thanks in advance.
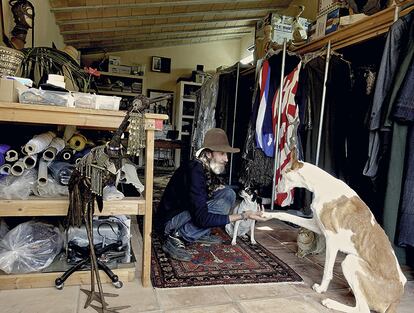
[270,39,287,211]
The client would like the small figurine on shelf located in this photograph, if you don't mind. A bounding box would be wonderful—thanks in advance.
[8,0,35,49]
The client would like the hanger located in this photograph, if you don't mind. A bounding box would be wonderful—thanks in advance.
[302,43,349,66]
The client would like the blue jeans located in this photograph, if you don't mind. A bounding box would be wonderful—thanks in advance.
[164,186,236,242]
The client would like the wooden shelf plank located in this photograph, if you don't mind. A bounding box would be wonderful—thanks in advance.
[98,90,141,97]
[183,98,196,102]
[0,102,125,130]
[293,4,414,54]
[99,71,144,80]
[0,102,168,130]
[0,267,135,290]
[0,197,146,216]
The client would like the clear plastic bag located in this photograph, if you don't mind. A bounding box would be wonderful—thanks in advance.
[0,219,9,239]
[0,169,36,200]
[32,177,69,197]
[0,221,63,274]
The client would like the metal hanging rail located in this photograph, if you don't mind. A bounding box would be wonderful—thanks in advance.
[315,40,332,167]
[229,62,240,185]
[270,39,287,211]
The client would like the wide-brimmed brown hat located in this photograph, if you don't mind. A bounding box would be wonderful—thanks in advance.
[195,128,240,157]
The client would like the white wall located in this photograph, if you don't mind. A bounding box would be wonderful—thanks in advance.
[83,39,242,93]
[1,0,64,49]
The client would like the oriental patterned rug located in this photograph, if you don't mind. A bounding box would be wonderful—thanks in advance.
[151,228,302,288]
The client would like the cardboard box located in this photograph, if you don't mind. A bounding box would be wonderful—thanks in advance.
[108,64,131,75]
[109,55,121,66]
[0,78,26,102]
[255,13,311,45]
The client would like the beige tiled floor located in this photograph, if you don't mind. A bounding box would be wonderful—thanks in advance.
[1,219,413,313]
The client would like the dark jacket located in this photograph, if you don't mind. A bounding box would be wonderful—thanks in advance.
[154,160,229,232]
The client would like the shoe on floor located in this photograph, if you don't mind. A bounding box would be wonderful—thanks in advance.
[195,234,222,245]
[162,235,192,262]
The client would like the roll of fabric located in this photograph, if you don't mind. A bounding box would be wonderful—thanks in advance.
[5,149,19,162]
[24,131,56,155]
[73,147,91,165]
[37,158,48,186]
[48,161,75,186]
[58,147,74,162]
[103,185,124,201]
[23,154,37,169]
[0,164,11,175]
[0,144,11,166]
[68,133,87,151]
[43,137,65,161]
[10,159,25,176]
[63,125,76,142]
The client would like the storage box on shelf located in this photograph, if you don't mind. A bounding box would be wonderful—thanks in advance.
[0,102,168,289]
[96,71,146,98]
[173,81,202,168]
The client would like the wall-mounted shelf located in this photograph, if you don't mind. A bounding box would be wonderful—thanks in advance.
[99,71,144,80]
[98,90,140,97]
[0,197,145,217]
[293,2,414,54]
[174,81,202,167]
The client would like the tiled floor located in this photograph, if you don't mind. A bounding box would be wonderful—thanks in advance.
[1,219,413,313]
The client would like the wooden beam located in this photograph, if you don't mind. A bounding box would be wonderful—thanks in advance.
[51,0,289,12]
[56,7,281,26]
[61,18,258,35]
[80,35,246,54]
[66,26,253,44]
[76,32,248,49]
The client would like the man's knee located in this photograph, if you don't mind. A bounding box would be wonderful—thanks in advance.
[207,186,236,214]
[221,187,236,206]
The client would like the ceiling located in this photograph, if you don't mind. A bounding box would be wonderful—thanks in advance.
[49,0,293,54]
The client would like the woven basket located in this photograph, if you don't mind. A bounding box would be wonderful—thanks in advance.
[0,46,24,76]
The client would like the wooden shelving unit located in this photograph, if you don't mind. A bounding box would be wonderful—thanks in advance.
[293,2,414,54]
[97,71,146,97]
[0,103,168,289]
[174,81,202,167]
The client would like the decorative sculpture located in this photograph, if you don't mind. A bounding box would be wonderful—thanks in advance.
[8,0,34,49]
[66,94,171,313]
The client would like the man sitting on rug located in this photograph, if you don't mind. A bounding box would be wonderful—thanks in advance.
[154,128,264,262]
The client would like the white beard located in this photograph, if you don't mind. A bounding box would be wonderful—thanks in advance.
[209,159,226,175]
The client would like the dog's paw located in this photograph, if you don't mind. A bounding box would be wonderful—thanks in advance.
[321,298,339,310]
[250,239,257,245]
[231,241,237,245]
[312,283,326,293]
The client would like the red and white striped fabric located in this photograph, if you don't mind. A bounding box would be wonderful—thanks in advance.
[272,62,301,206]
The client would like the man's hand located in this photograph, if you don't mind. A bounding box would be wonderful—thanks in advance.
[243,210,269,222]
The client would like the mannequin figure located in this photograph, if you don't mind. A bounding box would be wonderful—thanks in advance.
[9,0,34,49]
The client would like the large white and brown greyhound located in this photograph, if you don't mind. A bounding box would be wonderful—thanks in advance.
[262,153,406,313]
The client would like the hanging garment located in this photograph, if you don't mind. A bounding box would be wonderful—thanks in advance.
[255,60,274,156]
[272,62,301,206]
[393,55,414,248]
[192,74,220,152]
[242,53,300,189]
[298,55,352,179]
[364,12,414,178]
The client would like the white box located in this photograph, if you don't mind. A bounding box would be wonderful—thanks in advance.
[109,56,121,66]
[108,64,131,75]
[95,95,121,111]
[73,92,96,109]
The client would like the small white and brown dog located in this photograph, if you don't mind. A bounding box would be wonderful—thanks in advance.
[225,188,263,245]
[262,153,406,313]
